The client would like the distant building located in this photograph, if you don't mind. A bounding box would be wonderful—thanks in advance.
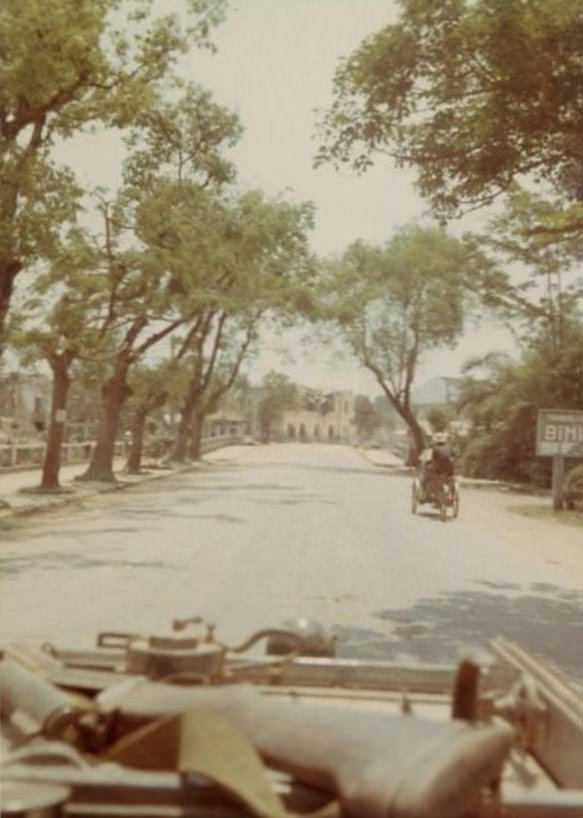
[0,372,102,442]
[276,388,355,443]
[0,373,51,440]
[203,413,250,439]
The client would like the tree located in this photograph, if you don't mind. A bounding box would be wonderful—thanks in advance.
[425,407,451,434]
[121,85,314,468]
[318,0,583,228]
[353,395,385,442]
[257,372,299,442]
[19,342,78,492]
[9,230,109,490]
[217,373,254,422]
[471,186,583,354]
[451,185,583,486]
[321,225,479,462]
[458,322,583,484]
[9,188,194,487]
[80,85,243,472]
[76,78,243,482]
[112,136,313,473]
[0,0,226,351]
[124,360,183,474]
[123,83,241,192]
[167,191,314,462]
[170,312,260,462]
[75,197,188,482]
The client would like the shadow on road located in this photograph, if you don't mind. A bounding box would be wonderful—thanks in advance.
[0,551,180,575]
[332,584,583,684]
[412,509,452,522]
[210,459,400,480]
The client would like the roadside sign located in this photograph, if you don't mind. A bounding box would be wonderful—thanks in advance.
[536,409,583,457]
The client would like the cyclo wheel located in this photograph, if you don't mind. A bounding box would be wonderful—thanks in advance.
[452,485,460,518]
[438,483,448,522]
[411,481,419,514]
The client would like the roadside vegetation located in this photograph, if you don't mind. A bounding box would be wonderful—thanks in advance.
[0,0,581,506]
[1,0,315,486]
[317,0,583,500]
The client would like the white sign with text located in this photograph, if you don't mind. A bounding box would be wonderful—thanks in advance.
[536,409,583,456]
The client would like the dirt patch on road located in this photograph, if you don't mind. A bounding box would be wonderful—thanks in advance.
[459,486,583,583]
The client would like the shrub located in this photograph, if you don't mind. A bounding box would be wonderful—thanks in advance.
[563,464,583,510]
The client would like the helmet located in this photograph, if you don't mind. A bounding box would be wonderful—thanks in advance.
[433,433,447,445]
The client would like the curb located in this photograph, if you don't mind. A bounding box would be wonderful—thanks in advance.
[358,449,547,496]
[0,461,204,526]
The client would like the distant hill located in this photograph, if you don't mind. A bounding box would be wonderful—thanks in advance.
[412,377,462,407]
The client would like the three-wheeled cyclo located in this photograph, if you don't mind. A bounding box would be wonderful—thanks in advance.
[411,435,460,521]
[411,470,460,521]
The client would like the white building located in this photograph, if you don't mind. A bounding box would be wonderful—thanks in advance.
[277,388,355,443]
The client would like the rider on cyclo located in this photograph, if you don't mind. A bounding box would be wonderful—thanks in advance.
[420,433,455,498]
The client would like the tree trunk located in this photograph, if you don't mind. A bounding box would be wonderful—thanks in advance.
[400,404,427,466]
[187,408,204,460]
[170,389,198,463]
[79,363,131,482]
[0,258,21,356]
[261,418,271,443]
[126,390,168,474]
[126,409,147,474]
[368,367,426,466]
[170,404,193,463]
[40,357,71,490]
[552,454,565,512]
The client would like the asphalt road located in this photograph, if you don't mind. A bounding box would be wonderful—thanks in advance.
[1,443,582,682]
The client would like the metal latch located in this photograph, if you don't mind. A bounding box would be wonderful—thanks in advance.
[493,673,547,751]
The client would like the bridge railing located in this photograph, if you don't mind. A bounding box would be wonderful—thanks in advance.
[0,433,243,472]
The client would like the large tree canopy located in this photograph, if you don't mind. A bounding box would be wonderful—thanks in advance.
[0,0,226,350]
[321,225,480,459]
[257,371,299,442]
[470,186,583,354]
[318,0,583,220]
[458,319,583,485]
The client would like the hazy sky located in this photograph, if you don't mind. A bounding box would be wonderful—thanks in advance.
[185,1,515,390]
[186,0,423,257]
[55,0,515,393]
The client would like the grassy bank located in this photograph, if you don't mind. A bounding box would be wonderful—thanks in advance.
[509,504,583,529]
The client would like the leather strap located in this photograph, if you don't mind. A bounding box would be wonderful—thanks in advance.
[104,706,296,818]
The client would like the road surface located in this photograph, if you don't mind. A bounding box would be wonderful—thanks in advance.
[1,444,582,682]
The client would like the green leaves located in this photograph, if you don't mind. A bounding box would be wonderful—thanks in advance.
[0,0,228,349]
[0,0,105,140]
[123,84,241,192]
[258,371,299,428]
[458,325,583,483]
[318,0,583,218]
[468,185,583,353]
[320,225,477,451]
